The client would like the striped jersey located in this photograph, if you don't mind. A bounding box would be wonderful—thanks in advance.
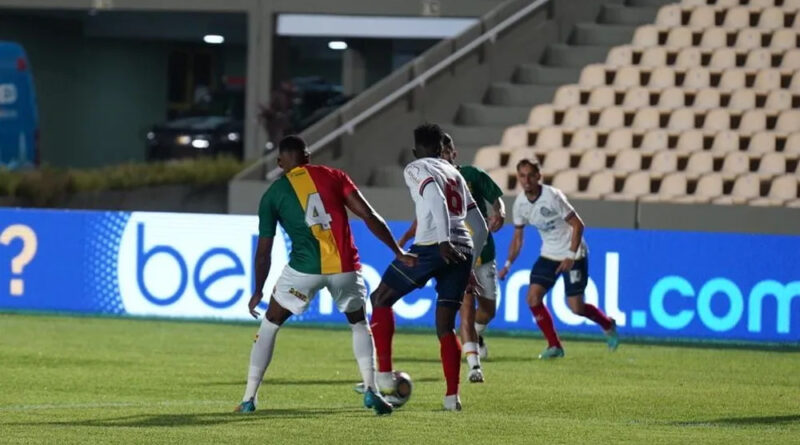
[258,164,360,275]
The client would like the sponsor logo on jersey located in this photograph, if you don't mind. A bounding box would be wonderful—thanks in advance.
[540,207,555,218]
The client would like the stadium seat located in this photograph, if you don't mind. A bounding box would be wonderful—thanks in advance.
[723,7,751,29]
[641,172,688,202]
[651,151,680,177]
[540,149,571,173]
[656,4,683,27]
[611,149,642,173]
[572,171,615,200]
[606,46,634,67]
[714,0,740,7]
[694,88,723,109]
[736,29,763,50]
[551,170,580,194]
[670,27,696,48]
[757,8,785,30]
[577,149,607,174]
[606,128,635,152]
[720,151,751,179]
[776,110,800,133]
[713,173,761,204]
[705,108,732,132]
[747,131,778,155]
[501,125,528,147]
[689,6,717,28]
[785,133,800,155]
[750,174,798,206]
[791,72,800,90]
[739,109,768,134]
[755,152,787,179]
[535,127,566,149]
[677,129,705,153]
[749,0,777,8]
[754,68,782,91]
[684,67,712,90]
[764,90,792,111]
[701,28,728,49]
[709,48,738,69]
[508,148,540,171]
[588,86,616,107]
[710,130,740,154]
[641,47,669,67]
[633,107,661,130]
[473,147,505,171]
[489,169,514,193]
[685,151,715,178]
[641,129,669,151]
[580,64,607,87]
[605,171,652,201]
[571,128,599,152]
[554,85,581,107]
[563,106,591,128]
[719,69,748,91]
[728,89,757,111]
[624,87,652,108]
[782,49,800,70]
[669,108,697,131]
[650,66,677,88]
[676,173,724,203]
[633,25,661,47]
[614,66,642,88]
[528,105,558,127]
[770,30,797,50]
[676,47,703,68]
[744,49,774,70]
[598,107,626,129]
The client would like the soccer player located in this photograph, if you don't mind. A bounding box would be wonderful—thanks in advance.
[398,133,505,383]
[498,158,618,359]
[236,135,417,416]
[370,123,488,411]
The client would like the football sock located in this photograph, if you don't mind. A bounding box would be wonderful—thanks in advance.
[463,341,481,369]
[370,307,395,373]
[583,304,613,331]
[242,318,280,402]
[350,321,377,391]
[439,332,462,396]
[530,305,562,348]
[474,322,488,338]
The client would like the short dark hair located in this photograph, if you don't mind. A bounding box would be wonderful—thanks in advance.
[414,123,444,153]
[516,158,540,173]
[278,135,307,154]
[442,132,454,148]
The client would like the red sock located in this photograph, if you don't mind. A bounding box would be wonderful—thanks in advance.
[583,304,613,330]
[530,305,562,348]
[370,307,395,372]
[439,332,462,396]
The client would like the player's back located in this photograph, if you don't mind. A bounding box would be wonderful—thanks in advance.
[403,157,474,249]
[260,164,360,275]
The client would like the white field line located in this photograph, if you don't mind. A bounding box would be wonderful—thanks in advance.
[0,400,230,412]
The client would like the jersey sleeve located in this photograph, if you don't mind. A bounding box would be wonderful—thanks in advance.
[258,189,278,238]
[404,163,434,196]
[336,168,359,197]
[512,194,526,227]
[553,188,576,220]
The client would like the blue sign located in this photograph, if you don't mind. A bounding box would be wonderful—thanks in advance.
[1,208,798,343]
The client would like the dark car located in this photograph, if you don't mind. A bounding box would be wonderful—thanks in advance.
[146,115,243,160]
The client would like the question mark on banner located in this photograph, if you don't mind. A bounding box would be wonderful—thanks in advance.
[0,224,38,296]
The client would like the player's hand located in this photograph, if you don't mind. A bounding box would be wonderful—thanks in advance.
[498,265,510,281]
[438,242,467,264]
[248,291,264,319]
[395,250,418,268]
[555,258,575,275]
[488,213,505,232]
[466,270,483,298]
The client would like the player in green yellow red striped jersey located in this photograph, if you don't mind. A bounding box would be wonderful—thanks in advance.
[235,135,417,416]
[398,133,506,383]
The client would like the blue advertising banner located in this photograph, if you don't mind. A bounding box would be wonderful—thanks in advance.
[0,208,798,343]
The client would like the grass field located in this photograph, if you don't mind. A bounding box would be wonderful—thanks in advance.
[1,314,799,444]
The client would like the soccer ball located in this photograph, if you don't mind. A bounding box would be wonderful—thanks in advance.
[390,370,413,407]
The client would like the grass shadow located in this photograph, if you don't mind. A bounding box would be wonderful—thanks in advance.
[199,378,359,387]
[672,414,800,427]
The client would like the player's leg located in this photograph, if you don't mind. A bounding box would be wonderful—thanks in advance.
[236,267,321,413]
[435,256,473,411]
[528,257,564,359]
[459,291,484,383]
[473,261,498,359]
[563,258,618,350]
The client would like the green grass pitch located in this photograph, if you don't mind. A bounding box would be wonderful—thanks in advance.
[1,313,799,444]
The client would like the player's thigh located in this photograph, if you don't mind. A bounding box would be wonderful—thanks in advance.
[561,257,589,298]
[272,266,326,315]
[434,255,473,310]
[529,257,559,293]
[326,270,368,314]
[377,244,440,303]
[474,261,499,301]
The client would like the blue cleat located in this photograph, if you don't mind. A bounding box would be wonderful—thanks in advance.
[605,318,619,351]
[234,398,256,413]
[364,387,393,416]
[538,346,565,359]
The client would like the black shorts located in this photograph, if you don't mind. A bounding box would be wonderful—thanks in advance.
[380,244,473,309]
[529,256,589,297]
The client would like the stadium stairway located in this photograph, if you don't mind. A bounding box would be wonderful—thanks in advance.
[447,0,675,164]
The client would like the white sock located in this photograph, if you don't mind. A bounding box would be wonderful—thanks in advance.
[242,318,280,402]
[376,371,395,393]
[463,341,481,369]
[351,321,376,392]
[475,323,487,338]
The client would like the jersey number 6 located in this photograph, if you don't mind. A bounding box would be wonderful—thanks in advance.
[305,193,332,230]
[444,178,463,215]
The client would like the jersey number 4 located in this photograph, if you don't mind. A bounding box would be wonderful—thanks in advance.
[444,178,464,215]
[305,193,332,230]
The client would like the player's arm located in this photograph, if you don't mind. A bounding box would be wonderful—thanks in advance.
[249,191,277,318]
[464,191,488,266]
[498,225,524,281]
[344,189,417,267]
[477,168,506,232]
[555,211,585,274]
[397,219,418,247]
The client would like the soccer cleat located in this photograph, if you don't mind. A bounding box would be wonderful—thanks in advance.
[468,366,485,383]
[353,382,366,394]
[538,346,565,359]
[605,318,619,351]
[478,335,488,360]
[234,398,256,413]
[443,394,462,411]
[364,387,393,416]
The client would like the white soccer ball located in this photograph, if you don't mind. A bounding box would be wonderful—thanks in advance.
[390,370,413,407]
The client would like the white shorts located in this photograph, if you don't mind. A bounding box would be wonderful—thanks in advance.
[474,261,499,301]
[272,265,367,315]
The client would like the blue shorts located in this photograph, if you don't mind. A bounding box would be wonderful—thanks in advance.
[529,256,589,297]
[380,244,473,309]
